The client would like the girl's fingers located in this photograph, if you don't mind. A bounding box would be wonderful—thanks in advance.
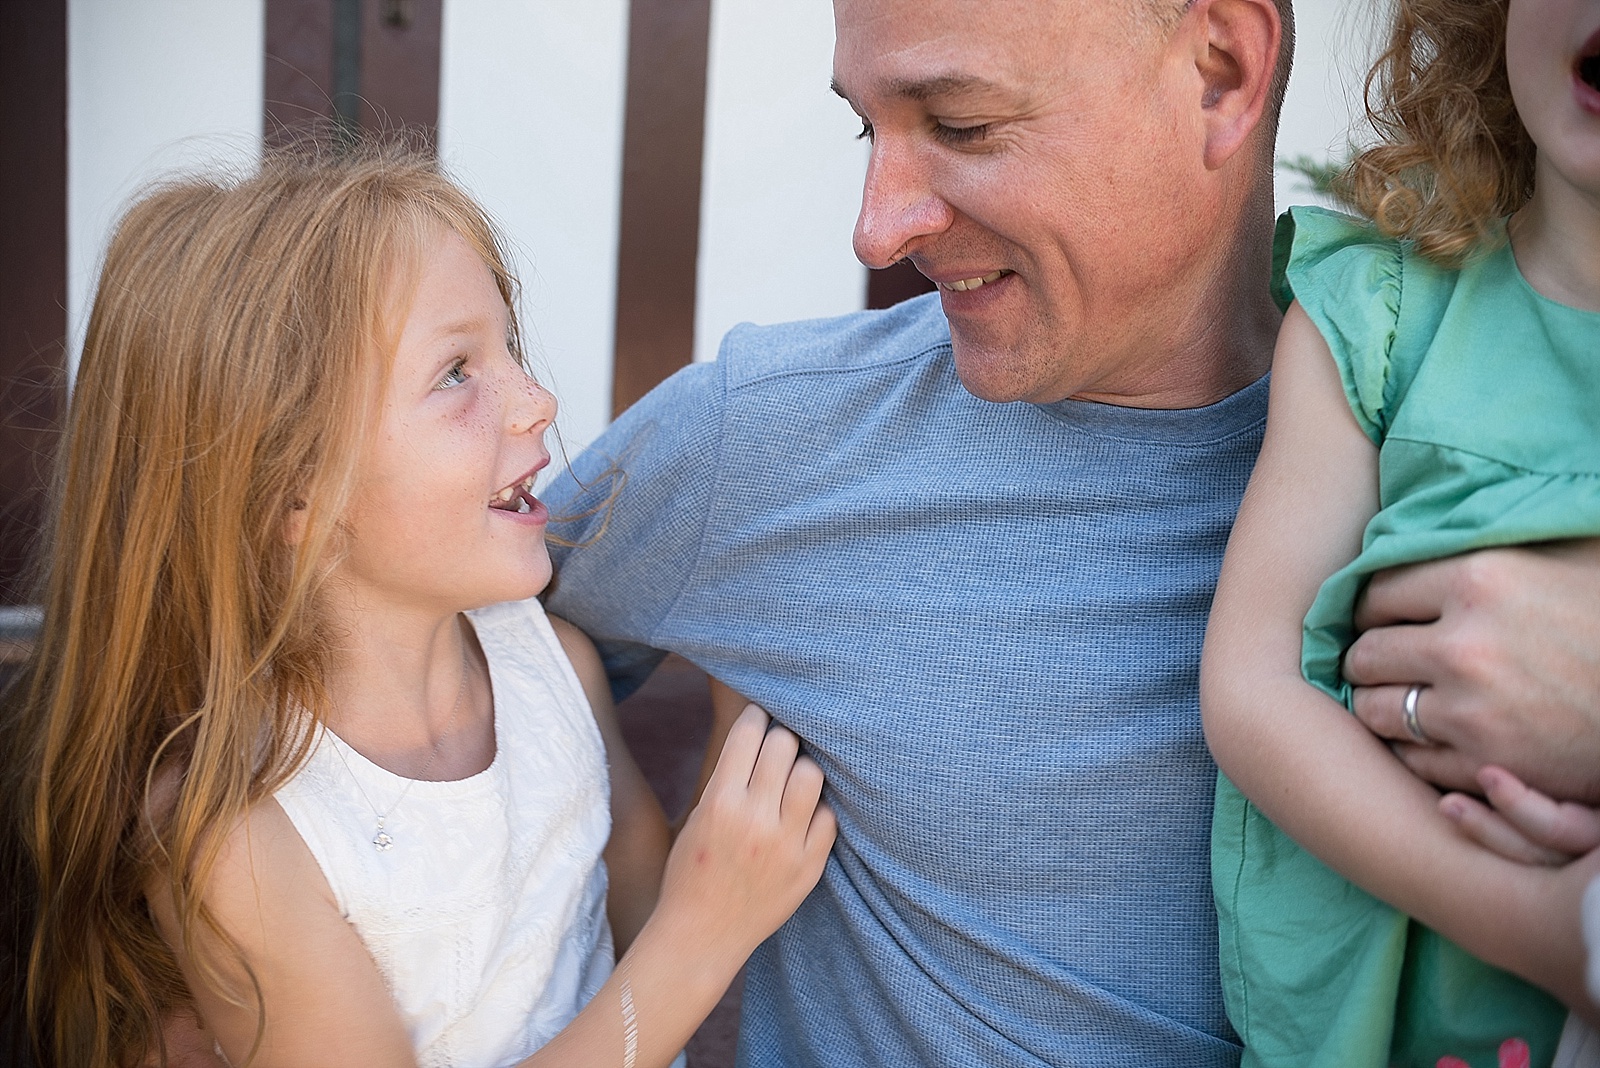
[708,704,772,792]
[806,803,838,855]
[1439,793,1569,866]
[779,755,826,828]
[1479,765,1600,856]
[749,721,802,800]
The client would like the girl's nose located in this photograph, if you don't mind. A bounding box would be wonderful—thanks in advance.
[508,371,557,436]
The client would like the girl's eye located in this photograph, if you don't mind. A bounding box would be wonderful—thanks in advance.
[933,122,991,146]
[434,358,469,391]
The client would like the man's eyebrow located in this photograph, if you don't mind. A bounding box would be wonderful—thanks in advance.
[831,74,1004,103]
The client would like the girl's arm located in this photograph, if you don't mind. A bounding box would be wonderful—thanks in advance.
[151,708,834,1067]
[550,614,671,951]
[1200,303,1600,1012]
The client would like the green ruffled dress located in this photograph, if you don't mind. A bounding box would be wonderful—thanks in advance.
[1212,206,1600,1068]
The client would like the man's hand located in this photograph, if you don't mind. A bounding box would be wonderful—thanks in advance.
[1345,541,1600,802]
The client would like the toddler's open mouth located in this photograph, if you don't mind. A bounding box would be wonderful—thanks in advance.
[1580,27,1600,93]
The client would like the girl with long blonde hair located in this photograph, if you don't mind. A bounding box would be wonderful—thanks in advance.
[2,146,834,1067]
[1202,0,1600,1064]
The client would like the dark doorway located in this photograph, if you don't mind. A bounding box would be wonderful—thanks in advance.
[866,259,936,310]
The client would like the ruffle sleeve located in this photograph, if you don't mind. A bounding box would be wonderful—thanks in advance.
[1271,206,1404,444]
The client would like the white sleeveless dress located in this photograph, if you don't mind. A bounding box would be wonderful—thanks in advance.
[275,597,614,1067]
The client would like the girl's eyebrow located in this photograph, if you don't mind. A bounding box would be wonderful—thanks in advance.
[429,314,494,341]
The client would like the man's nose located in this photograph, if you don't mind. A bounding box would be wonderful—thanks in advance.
[508,372,557,436]
[852,140,953,270]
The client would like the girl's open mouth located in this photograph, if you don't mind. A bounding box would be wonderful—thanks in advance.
[489,473,541,515]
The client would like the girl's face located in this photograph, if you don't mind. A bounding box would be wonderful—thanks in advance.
[1507,0,1600,199]
[332,227,558,618]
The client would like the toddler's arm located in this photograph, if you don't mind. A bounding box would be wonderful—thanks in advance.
[1200,303,1600,1013]
[152,708,834,1067]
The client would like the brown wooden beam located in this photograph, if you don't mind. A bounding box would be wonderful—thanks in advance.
[265,0,441,151]
[610,0,714,418]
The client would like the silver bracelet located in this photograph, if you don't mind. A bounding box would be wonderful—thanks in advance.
[619,963,638,1068]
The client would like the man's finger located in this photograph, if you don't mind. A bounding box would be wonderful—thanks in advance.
[1343,624,1440,688]
[1437,793,1568,866]
[1351,684,1427,742]
[1352,558,1452,631]
[1390,742,1482,793]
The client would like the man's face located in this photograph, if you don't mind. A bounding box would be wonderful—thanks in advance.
[833,0,1221,405]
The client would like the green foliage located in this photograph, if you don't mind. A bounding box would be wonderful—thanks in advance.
[1278,153,1347,198]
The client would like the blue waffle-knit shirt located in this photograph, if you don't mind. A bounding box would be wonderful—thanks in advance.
[543,294,1267,1066]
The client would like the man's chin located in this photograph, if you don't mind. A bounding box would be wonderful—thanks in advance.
[950,340,1066,405]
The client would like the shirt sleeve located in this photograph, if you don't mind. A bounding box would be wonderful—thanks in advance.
[1271,206,1406,444]
[542,359,726,702]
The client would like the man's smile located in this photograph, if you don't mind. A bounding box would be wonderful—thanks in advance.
[937,269,1012,292]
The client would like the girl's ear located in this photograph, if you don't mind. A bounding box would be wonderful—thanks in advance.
[1188,0,1282,170]
[284,499,309,545]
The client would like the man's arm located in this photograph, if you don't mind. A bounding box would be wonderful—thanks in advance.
[544,360,726,704]
[1345,540,1600,802]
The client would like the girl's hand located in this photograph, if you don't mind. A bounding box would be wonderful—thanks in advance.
[1440,766,1600,866]
[654,703,836,963]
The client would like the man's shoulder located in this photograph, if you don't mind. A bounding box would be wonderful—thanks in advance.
[715,293,950,390]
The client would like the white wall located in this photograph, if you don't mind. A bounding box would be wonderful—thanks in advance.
[438,1,629,456]
[691,1,869,365]
[67,0,265,378]
[1274,0,1380,215]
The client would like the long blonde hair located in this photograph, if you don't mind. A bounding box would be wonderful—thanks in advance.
[1,145,526,1066]
[1344,0,1535,265]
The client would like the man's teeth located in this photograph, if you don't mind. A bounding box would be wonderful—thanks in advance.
[940,270,1006,293]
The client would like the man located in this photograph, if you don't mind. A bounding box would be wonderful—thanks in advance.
[546,1,1600,1063]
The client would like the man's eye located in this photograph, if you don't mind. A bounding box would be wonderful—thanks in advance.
[434,358,469,390]
[933,122,991,146]
[855,118,874,142]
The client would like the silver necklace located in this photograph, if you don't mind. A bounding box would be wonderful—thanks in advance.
[332,644,470,851]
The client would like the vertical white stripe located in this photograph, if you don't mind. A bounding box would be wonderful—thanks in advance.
[1275,0,1380,215]
[438,0,629,456]
[67,0,265,381]
[693,0,870,366]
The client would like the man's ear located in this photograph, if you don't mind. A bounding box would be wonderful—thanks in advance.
[1189,0,1281,170]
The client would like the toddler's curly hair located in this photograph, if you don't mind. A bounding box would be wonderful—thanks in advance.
[1344,0,1536,266]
